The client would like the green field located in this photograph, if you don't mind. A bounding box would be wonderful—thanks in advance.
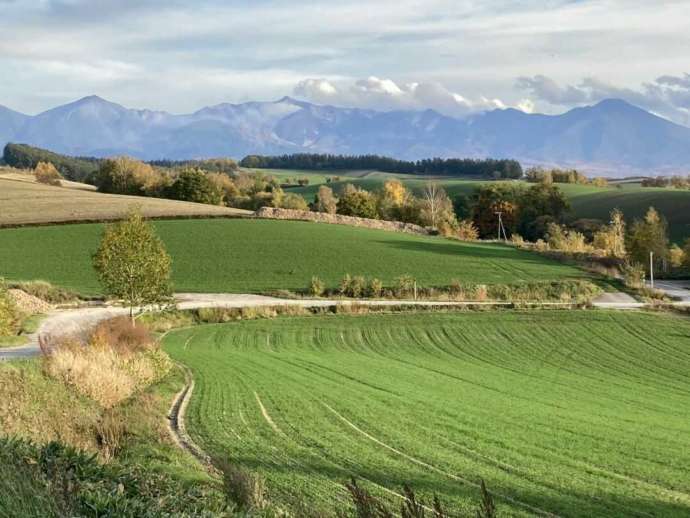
[254,169,690,242]
[164,310,690,516]
[0,219,583,295]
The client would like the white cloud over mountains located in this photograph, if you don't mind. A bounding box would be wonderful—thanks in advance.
[0,0,689,125]
[517,74,690,126]
[294,77,514,116]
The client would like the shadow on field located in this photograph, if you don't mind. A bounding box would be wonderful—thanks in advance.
[375,239,549,263]
[219,454,690,517]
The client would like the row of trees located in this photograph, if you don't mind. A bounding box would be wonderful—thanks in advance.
[311,181,459,231]
[3,143,99,182]
[525,167,608,187]
[641,175,690,189]
[453,183,570,241]
[241,154,523,179]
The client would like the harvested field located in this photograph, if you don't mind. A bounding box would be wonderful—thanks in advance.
[0,176,250,226]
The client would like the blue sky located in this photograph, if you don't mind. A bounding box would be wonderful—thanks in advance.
[1,0,689,124]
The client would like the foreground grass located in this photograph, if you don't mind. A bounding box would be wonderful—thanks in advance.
[0,219,585,295]
[0,359,227,517]
[164,310,690,517]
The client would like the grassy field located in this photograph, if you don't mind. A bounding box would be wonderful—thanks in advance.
[253,168,690,242]
[164,310,690,516]
[0,219,584,295]
[0,173,249,226]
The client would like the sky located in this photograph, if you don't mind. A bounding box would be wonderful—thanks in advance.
[1,0,690,125]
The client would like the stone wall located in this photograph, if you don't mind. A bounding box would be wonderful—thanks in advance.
[254,207,431,236]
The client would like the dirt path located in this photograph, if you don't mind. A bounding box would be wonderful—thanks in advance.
[0,291,642,361]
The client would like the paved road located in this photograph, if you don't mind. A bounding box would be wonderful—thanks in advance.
[650,281,690,305]
[0,291,651,361]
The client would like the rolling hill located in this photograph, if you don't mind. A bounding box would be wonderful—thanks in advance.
[0,170,249,226]
[3,96,690,175]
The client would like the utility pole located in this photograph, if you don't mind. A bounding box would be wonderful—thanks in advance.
[495,211,503,241]
[495,211,507,242]
[649,251,654,289]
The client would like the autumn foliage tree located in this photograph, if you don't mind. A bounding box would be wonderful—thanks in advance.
[627,207,669,269]
[93,210,172,321]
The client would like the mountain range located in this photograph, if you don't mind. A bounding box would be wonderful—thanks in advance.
[2,95,690,176]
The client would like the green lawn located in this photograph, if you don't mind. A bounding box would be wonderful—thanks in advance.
[164,310,690,517]
[0,219,583,295]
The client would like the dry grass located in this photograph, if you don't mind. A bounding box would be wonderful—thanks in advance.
[0,361,101,451]
[43,318,172,408]
[0,175,250,226]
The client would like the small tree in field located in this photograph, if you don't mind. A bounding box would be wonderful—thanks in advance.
[34,161,63,186]
[93,210,172,321]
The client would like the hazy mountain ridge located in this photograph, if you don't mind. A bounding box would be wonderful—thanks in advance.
[3,96,690,176]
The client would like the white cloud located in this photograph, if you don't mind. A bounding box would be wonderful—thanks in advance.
[294,76,515,117]
[0,0,689,119]
[517,74,690,126]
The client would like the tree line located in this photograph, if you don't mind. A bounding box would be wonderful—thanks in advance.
[240,153,523,179]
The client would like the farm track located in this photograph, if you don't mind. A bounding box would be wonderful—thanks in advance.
[164,311,690,517]
[0,292,623,361]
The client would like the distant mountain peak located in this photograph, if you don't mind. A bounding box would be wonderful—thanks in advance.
[1,96,690,175]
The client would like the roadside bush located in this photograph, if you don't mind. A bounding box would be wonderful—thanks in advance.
[395,275,417,298]
[44,330,171,409]
[621,262,646,289]
[339,274,353,296]
[309,276,326,297]
[91,317,155,354]
[368,278,383,298]
[34,161,63,186]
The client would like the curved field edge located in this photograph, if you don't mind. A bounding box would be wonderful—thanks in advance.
[163,310,690,517]
[0,218,585,295]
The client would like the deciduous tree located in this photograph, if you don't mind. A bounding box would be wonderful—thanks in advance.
[93,210,172,322]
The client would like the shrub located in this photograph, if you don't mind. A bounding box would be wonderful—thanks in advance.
[91,317,155,355]
[368,278,383,298]
[280,192,309,211]
[44,335,171,409]
[339,274,353,296]
[621,262,645,289]
[456,219,479,240]
[337,185,378,219]
[313,185,338,214]
[309,276,326,297]
[349,276,366,298]
[34,161,63,186]
[395,275,416,297]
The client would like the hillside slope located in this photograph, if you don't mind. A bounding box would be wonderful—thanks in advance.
[0,173,249,226]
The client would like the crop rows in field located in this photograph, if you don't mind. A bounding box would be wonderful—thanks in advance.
[164,310,690,516]
[0,219,584,295]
